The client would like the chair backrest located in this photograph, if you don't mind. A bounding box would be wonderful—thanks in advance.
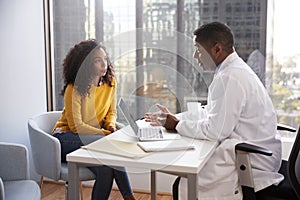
[28,111,62,180]
[287,126,300,199]
[32,111,62,133]
[0,142,29,181]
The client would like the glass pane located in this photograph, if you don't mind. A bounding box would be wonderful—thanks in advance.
[50,0,300,134]
[270,0,300,131]
[52,0,88,110]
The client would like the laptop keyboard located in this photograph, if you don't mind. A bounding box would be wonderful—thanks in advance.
[139,127,163,139]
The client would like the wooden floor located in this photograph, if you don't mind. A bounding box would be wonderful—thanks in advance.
[41,181,173,200]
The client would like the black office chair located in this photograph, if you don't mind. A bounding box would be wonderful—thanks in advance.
[235,125,299,200]
[172,124,299,200]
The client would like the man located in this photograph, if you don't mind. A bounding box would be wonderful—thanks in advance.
[146,22,283,199]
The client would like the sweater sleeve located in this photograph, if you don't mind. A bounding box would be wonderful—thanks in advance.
[104,80,117,129]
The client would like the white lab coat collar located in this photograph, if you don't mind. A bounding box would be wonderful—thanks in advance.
[215,51,240,75]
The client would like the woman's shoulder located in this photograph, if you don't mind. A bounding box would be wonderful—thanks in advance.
[65,84,74,92]
[111,77,117,86]
[64,84,80,96]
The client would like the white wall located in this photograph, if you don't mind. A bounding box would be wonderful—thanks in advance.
[0,0,47,180]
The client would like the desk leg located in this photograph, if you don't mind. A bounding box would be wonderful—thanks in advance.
[68,162,80,200]
[187,173,198,200]
[151,170,157,200]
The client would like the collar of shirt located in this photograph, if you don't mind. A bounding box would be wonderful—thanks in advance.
[214,63,222,75]
[214,52,237,76]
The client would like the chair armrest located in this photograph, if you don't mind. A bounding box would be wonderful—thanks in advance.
[235,142,272,192]
[235,143,272,156]
[0,177,4,200]
[277,123,296,132]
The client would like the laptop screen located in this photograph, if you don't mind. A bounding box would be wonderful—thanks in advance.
[118,98,139,135]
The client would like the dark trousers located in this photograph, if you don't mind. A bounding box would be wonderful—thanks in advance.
[53,132,133,199]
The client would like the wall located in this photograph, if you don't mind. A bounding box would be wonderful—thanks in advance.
[0,0,47,180]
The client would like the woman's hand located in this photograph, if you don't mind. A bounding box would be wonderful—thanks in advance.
[108,126,117,133]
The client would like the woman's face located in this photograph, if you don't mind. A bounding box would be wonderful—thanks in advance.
[93,48,108,77]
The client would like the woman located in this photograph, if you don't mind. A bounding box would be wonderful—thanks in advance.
[52,39,135,200]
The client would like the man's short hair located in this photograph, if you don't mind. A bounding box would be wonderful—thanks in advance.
[193,22,234,52]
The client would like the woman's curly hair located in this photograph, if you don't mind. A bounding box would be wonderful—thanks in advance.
[61,39,115,97]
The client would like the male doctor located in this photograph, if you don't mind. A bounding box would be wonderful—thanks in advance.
[145,22,283,199]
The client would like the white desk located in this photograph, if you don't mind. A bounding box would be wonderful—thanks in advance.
[67,126,217,200]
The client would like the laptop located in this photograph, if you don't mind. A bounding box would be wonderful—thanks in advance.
[118,98,165,141]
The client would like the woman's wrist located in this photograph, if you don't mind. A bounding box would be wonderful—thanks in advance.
[108,126,117,132]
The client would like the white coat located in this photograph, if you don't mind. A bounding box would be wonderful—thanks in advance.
[176,52,283,199]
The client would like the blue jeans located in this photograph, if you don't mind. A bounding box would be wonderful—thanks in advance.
[53,132,133,199]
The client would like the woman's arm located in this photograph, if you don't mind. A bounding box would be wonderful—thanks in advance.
[104,80,117,130]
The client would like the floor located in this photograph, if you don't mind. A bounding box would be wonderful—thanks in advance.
[41,180,173,200]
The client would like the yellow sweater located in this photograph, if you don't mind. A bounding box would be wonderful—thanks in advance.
[53,79,117,135]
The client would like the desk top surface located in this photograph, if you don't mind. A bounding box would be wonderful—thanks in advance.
[67,124,218,174]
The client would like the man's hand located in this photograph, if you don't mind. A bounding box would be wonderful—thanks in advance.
[156,104,170,114]
[144,103,169,126]
[144,112,167,126]
[164,113,179,130]
[144,104,179,130]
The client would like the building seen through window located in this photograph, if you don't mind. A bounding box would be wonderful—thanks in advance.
[49,0,300,131]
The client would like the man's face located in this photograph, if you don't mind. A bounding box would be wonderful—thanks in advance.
[193,36,217,71]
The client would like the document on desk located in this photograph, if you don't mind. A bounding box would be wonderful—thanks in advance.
[81,138,150,159]
[137,140,195,152]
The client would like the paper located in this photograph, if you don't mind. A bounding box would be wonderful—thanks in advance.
[81,138,150,159]
[137,140,195,152]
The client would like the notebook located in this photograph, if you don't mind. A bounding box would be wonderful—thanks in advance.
[118,98,176,141]
[81,138,150,158]
[137,140,195,152]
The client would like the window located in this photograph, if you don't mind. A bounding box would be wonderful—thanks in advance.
[46,0,300,131]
